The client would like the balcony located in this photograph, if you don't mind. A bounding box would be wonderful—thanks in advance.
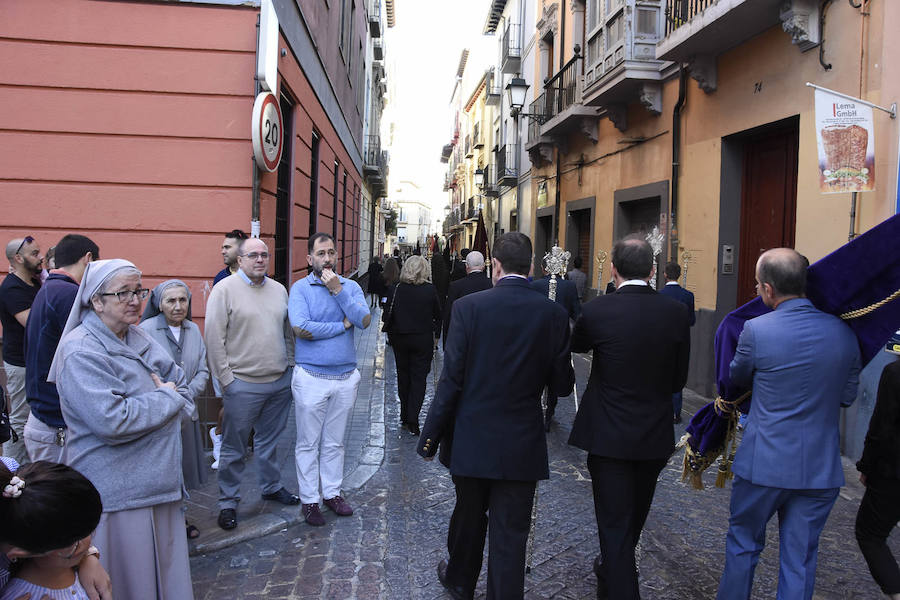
[440,143,453,163]
[363,135,387,197]
[368,0,382,38]
[539,53,600,144]
[465,135,473,158]
[485,68,502,106]
[581,0,665,130]
[524,94,554,167]
[482,163,499,197]
[496,144,518,187]
[657,0,814,77]
[473,124,484,149]
[501,21,521,74]
[373,39,384,60]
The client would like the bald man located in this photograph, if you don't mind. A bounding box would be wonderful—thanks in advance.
[717,248,861,600]
[1,237,43,463]
[442,250,492,350]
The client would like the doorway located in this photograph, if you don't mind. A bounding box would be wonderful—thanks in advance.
[566,197,596,287]
[613,181,669,289]
[535,207,555,272]
[736,127,798,305]
[274,93,296,287]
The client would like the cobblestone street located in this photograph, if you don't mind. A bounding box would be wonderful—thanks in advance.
[190,324,899,599]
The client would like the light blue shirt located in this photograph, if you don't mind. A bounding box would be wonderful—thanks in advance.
[288,273,370,375]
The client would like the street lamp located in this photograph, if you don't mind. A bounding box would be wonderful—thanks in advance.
[474,168,485,189]
[506,76,529,114]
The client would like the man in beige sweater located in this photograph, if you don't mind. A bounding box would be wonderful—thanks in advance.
[205,237,299,531]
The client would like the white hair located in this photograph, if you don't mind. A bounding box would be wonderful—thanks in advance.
[465,251,485,269]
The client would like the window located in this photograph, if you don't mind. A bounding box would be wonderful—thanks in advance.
[332,160,340,240]
[636,8,657,37]
[587,0,601,31]
[339,0,347,54]
[587,30,603,66]
[309,132,320,237]
[606,13,623,50]
[348,1,355,68]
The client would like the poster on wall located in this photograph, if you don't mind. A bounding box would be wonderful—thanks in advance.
[815,88,876,194]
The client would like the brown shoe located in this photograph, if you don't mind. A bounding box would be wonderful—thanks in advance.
[324,495,354,516]
[302,503,325,526]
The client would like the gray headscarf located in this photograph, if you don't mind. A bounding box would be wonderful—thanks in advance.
[48,258,138,382]
[141,279,192,322]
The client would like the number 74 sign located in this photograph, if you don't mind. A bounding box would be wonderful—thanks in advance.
[252,91,284,172]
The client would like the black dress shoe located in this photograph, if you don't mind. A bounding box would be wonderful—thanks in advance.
[262,487,300,505]
[408,422,421,436]
[218,508,237,530]
[674,414,683,424]
[436,560,471,600]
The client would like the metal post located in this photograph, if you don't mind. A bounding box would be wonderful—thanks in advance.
[251,14,262,237]
[849,191,858,242]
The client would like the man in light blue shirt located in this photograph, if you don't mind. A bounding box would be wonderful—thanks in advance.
[289,233,371,526]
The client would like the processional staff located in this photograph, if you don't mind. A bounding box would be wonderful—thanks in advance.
[645,226,665,290]
[526,245,570,573]
[595,250,608,294]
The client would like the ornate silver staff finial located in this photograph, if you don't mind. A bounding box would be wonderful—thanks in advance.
[681,250,692,287]
[595,250,608,292]
[542,245,571,301]
[645,226,665,290]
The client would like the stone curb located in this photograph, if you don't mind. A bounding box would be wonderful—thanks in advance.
[189,330,388,557]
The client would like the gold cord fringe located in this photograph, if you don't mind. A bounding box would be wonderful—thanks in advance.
[840,287,900,320]
[679,391,750,490]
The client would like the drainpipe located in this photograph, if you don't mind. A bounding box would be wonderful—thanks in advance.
[251,13,261,238]
[670,64,687,259]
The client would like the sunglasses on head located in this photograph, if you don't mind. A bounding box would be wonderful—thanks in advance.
[14,236,34,256]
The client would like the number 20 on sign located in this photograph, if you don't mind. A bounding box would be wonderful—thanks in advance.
[251,91,284,172]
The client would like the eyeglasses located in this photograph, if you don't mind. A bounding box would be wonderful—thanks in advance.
[99,288,150,303]
[241,252,269,261]
[14,236,34,256]
[35,536,88,560]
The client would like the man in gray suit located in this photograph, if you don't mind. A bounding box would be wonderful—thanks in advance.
[717,248,861,600]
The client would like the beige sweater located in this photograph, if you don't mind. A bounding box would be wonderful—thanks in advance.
[204,275,294,385]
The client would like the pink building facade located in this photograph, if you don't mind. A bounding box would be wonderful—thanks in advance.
[1,0,379,330]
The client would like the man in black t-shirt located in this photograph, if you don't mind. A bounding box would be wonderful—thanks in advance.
[0,236,43,464]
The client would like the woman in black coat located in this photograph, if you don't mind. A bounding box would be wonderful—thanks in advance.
[383,255,441,435]
[366,257,384,308]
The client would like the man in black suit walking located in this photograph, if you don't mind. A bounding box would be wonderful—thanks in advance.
[418,232,575,600]
[658,261,695,423]
[442,250,491,350]
[569,236,690,600]
[531,264,582,430]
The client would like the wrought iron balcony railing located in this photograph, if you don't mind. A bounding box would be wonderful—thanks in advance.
[496,144,518,186]
[545,54,582,119]
[664,0,713,36]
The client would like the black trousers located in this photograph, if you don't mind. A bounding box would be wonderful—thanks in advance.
[856,476,900,595]
[587,455,668,600]
[446,475,536,599]
[390,332,433,426]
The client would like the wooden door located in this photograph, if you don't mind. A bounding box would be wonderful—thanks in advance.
[737,128,799,306]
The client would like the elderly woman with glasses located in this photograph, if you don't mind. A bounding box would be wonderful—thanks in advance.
[140,279,209,540]
[49,259,195,600]
[382,255,442,435]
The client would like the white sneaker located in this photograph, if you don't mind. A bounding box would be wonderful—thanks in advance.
[209,426,222,470]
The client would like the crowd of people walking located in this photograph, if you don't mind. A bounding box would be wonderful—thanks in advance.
[0,228,898,600]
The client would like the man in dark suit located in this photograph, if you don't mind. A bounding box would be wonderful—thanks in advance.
[531,265,582,430]
[442,251,492,350]
[418,232,574,600]
[450,248,470,282]
[659,261,695,423]
[569,236,690,600]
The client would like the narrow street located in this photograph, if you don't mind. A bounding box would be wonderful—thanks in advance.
[190,327,896,599]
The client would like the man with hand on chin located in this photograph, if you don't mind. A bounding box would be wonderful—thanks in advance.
[289,233,371,527]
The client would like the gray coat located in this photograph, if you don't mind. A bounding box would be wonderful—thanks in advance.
[56,311,193,512]
[140,314,208,408]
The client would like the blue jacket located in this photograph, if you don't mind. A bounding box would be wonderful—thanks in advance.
[730,298,861,489]
[659,282,695,326]
[288,273,370,375]
[24,272,78,428]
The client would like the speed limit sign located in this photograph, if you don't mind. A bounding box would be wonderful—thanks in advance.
[251,91,283,172]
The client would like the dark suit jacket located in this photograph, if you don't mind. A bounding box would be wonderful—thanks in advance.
[568,284,690,460]
[450,259,467,282]
[417,277,575,480]
[442,271,492,348]
[858,359,900,480]
[530,275,582,322]
[659,283,696,326]
[384,282,441,338]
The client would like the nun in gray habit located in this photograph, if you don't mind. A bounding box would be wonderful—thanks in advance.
[140,279,210,536]
[50,259,195,600]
